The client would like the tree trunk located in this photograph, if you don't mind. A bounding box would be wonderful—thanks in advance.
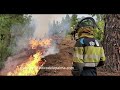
[102,14,120,72]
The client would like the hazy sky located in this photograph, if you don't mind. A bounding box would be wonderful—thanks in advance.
[48,14,93,22]
[31,14,93,23]
[31,14,95,38]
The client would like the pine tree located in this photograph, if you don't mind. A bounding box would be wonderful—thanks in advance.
[102,14,120,72]
[71,14,78,29]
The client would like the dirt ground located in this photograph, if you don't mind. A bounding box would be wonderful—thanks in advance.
[37,37,75,76]
[1,36,120,76]
[37,37,120,76]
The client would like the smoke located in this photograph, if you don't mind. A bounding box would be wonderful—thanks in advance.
[48,15,71,39]
[31,14,68,56]
[31,14,67,39]
[10,14,71,56]
[10,22,35,55]
[42,42,59,58]
[0,14,72,75]
[32,15,51,39]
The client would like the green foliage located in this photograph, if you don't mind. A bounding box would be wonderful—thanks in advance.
[91,14,105,21]
[90,14,105,41]
[0,14,31,28]
[49,14,71,36]
[71,14,78,29]
[0,42,11,69]
[0,14,31,69]
[93,20,105,41]
[0,61,4,70]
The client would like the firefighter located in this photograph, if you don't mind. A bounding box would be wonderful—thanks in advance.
[71,17,106,76]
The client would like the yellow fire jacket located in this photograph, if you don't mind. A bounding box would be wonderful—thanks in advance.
[73,33,106,67]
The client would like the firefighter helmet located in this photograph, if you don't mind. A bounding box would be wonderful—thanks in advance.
[74,17,100,34]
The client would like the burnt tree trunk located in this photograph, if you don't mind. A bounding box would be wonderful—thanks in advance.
[102,14,120,72]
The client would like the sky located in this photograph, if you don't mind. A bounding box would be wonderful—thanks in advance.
[31,14,96,38]
[48,14,93,22]
[43,14,96,23]
[31,14,95,23]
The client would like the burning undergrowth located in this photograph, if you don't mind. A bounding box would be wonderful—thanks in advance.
[0,14,71,76]
[7,38,52,76]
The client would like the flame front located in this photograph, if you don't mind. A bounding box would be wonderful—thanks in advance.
[29,38,52,49]
[7,52,41,76]
[7,38,52,76]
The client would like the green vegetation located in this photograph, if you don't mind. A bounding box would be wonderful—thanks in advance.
[0,14,105,70]
[70,14,78,29]
[0,14,31,70]
[49,14,105,41]
[91,14,105,41]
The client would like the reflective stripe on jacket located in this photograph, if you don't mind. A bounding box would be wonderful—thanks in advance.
[73,37,106,67]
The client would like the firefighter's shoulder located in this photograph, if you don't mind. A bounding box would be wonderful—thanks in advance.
[94,39,103,47]
[84,38,102,47]
[78,37,103,47]
[74,38,85,47]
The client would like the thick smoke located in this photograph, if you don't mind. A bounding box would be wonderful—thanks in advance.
[48,15,71,39]
[42,42,59,58]
[10,22,35,55]
[10,14,71,56]
[32,15,52,39]
[1,14,72,74]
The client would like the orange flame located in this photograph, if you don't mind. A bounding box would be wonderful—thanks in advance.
[7,38,52,76]
[29,38,52,49]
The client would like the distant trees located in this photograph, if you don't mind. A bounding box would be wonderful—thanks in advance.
[70,14,78,29]
[93,15,105,41]
[48,14,71,37]
[0,14,107,70]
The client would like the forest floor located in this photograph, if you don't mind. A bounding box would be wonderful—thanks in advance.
[1,36,120,76]
[38,37,120,76]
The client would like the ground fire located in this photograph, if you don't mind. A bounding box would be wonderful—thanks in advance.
[7,38,52,76]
